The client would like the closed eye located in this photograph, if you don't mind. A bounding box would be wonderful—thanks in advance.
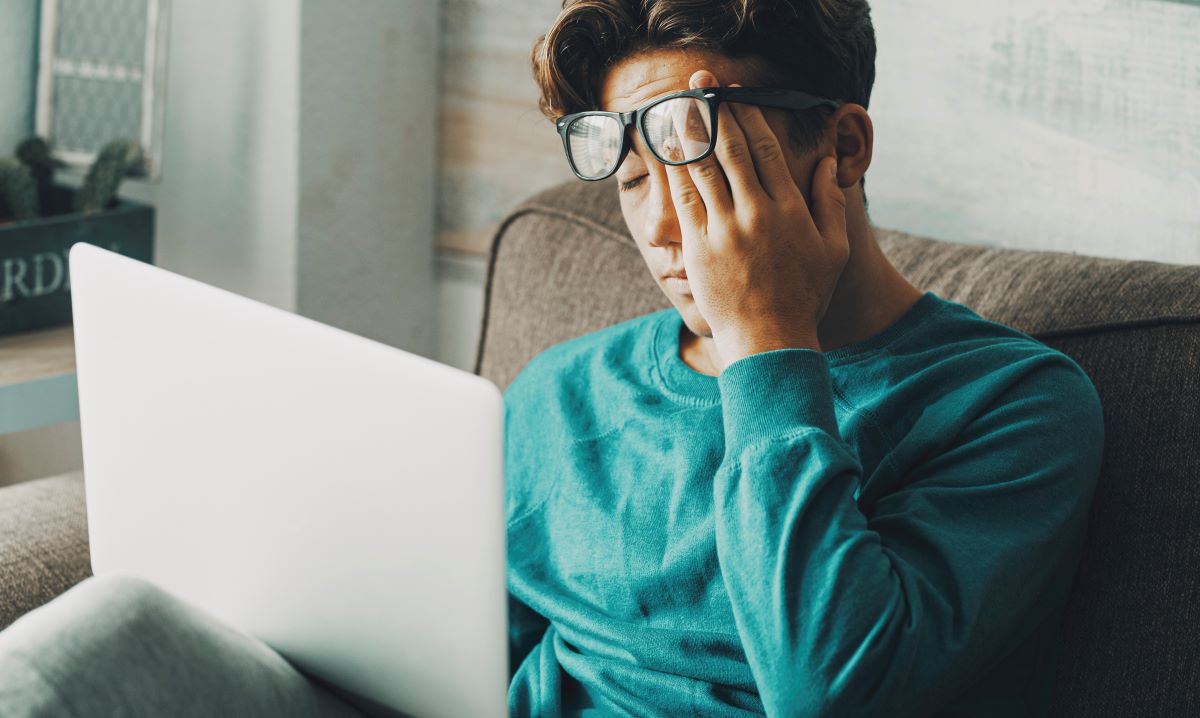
[619,175,647,192]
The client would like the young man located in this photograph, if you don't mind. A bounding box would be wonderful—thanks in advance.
[0,0,1103,716]
[504,0,1103,716]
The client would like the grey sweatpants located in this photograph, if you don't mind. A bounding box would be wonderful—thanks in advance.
[0,574,370,717]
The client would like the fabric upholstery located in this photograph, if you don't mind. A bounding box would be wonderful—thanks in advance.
[476,179,1200,717]
[0,471,91,630]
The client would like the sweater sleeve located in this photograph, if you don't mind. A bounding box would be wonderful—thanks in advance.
[713,348,1104,717]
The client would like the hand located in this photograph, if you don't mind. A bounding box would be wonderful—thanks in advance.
[663,70,851,366]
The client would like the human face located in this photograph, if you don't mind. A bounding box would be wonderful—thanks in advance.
[600,48,831,339]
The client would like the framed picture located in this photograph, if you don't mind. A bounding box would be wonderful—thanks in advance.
[34,0,170,180]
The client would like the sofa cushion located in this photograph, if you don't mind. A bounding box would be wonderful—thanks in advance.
[0,471,91,630]
[476,179,1200,716]
[475,179,670,392]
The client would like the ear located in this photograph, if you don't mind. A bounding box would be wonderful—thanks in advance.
[829,104,873,189]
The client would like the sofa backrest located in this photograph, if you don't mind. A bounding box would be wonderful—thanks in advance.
[476,179,1200,716]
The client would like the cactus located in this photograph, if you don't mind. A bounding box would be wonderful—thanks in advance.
[75,139,142,214]
[16,137,54,188]
[0,158,40,221]
[15,137,55,209]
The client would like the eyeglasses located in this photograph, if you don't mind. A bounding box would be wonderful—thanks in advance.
[554,87,843,182]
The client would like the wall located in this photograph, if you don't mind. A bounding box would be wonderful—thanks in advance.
[0,0,39,153]
[298,0,439,355]
[104,0,303,313]
[867,0,1200,264]
[49,0,440,355]
[436,251,487,371]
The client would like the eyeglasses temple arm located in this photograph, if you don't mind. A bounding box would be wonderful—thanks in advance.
[715,87,843,112]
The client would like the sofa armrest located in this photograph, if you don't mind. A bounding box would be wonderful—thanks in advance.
[0,471,91,630]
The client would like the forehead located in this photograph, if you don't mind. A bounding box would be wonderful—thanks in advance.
[600,48,764,113]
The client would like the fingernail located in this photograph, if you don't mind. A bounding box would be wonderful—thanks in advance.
[829,157,838,178]
[692,70,718,89]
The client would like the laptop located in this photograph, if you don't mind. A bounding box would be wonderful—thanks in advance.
[68,242,509,718]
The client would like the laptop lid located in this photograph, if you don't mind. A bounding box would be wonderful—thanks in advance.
[69,243,508,718]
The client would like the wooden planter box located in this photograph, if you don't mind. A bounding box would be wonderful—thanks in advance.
[0,186,154,337]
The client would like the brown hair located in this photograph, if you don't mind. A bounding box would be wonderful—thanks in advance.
[531,0,877,153]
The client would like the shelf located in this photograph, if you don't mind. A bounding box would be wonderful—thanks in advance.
[0,326,79,435]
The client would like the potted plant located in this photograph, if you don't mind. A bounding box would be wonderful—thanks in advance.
[0,137,154,336]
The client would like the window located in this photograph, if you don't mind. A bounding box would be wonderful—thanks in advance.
[35,0,169,179]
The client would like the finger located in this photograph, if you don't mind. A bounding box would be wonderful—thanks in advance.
[708,100,768,209]
[663,156,708,230]
[727,84,798,203]
[689,74,763,207]
[810,155,848,245]
[668,95,711,162]
[676,71,733,216]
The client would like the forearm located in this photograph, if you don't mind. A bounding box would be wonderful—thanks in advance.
[710,349,1085,717]
[713,349,921,715]
[714,432,929,717]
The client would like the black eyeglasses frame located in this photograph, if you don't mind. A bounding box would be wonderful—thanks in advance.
[554,87,844,182]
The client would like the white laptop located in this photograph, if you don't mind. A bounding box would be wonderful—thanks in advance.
[68,242,508,718]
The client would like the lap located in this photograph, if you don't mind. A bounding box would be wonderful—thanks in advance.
[0,574,366,718]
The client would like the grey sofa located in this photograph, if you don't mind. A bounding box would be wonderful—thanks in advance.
[4,178,1199,716]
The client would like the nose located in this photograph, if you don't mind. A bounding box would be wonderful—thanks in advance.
[643,168,682,249]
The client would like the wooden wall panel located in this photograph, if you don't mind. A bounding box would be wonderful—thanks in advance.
[438,0,569,254]
[868,0,1200,264]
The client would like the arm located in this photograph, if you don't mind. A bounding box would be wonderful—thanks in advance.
[713,348,1104,717]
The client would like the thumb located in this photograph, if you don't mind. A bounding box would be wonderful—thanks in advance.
[811,155,848,244]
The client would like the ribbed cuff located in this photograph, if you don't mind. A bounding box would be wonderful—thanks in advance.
[718,349,839,451]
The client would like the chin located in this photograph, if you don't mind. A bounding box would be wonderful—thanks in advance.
[672,296,712,339]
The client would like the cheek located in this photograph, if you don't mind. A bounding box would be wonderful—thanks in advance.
[620,197,658,267]
[618,195,645,246]
[619,192,662,249]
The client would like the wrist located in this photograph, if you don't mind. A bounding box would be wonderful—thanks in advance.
[718,348,840,450]
[718,330,821,365]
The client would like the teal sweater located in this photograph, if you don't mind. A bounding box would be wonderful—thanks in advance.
[503,291,1104,717]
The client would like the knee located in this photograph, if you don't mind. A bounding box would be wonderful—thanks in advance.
[0,574,183,714]
[56,573,174,626]
[69,573,171,608]
[0,574,178,654]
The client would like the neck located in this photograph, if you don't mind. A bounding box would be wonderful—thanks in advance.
[681,185,924,376]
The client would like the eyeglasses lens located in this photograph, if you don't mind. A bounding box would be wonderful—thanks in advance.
[567,115,624,179]
[642,97,712,164]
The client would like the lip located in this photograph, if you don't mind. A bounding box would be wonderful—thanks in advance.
[664,276,692,295]
[663,269,688,280]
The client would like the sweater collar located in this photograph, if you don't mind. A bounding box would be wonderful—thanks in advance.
[650,291,943,403]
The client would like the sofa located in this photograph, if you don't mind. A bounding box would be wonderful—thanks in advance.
[3,178,1199,715]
